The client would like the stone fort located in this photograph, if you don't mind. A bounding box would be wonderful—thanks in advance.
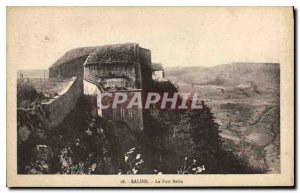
[49,43,165,134]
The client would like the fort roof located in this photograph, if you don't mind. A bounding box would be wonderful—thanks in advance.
[83,43,137,66]
[49,43,138,69]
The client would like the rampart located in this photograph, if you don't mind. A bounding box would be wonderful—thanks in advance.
[41,77,83,129]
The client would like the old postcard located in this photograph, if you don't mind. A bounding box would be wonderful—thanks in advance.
[7,7,294,187]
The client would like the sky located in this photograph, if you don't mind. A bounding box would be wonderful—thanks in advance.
[7,7,292,69]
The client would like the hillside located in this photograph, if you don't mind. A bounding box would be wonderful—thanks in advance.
[166,63,279,88]
[165,63,280,173]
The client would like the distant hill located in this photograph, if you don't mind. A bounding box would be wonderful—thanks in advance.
[165,66,207,79]
[165,63,280,91]
[17,69,49,79]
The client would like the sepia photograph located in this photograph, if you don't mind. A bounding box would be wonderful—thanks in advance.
[6,6,294,187]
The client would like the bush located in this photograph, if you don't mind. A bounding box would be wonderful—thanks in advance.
[17,80,44,107]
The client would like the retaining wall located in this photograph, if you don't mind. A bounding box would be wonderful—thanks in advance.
[41,77,83,129]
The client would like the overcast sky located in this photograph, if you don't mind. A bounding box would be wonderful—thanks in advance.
[8,7,291,69]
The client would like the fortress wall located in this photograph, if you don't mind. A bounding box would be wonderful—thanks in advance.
[41,77,83,129]
[100,90,144,133]
[84,63,137,88]
[139,47,152,89]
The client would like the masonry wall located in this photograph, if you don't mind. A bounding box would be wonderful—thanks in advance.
[139,47,152,90]
[100,90,144,133]
[41,77,83,129]
[83,80,103,117]
[84,63,137,89]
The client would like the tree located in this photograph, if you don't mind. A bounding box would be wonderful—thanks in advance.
[17,81,44,107]
[189,103,223,173]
